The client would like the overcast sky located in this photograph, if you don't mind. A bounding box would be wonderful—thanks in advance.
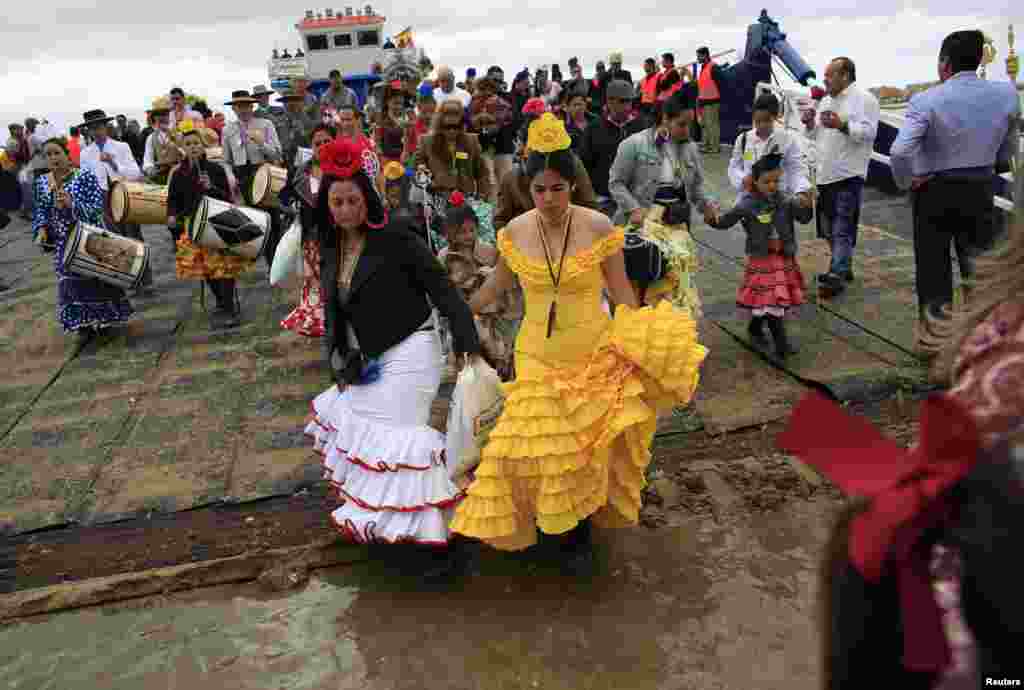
[2,1,1019,132]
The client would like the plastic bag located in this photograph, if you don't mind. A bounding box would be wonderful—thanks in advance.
[445,358,505,484]
[270,217,302,287]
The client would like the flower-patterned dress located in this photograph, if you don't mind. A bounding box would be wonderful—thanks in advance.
[32,169,134,332]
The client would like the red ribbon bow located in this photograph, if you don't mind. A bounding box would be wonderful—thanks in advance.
[776,392,980,673]
[318,137,368,180]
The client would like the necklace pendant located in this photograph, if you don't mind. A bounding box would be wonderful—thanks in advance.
[546,299,557,338]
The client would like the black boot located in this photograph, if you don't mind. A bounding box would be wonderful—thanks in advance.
[747,316,769,347]
[560,519,595,577]
[766,316,799,358]
[422,537,480,586]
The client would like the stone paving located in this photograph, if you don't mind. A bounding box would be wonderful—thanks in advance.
[0,152,935,536]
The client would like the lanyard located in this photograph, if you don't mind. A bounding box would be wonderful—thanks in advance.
[537,209,573,338]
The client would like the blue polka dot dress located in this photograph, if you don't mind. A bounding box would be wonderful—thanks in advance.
[32,169,135,333]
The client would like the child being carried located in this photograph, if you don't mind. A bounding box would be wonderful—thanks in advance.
[706,150,814,358]
[438,192,520,380]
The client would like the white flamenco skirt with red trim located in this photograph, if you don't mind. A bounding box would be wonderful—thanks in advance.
[305,330,461,546]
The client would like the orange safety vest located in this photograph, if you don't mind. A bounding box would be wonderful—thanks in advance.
[640,73,660,104]
[698,61,720,102]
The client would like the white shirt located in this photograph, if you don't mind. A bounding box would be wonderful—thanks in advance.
[728,127,810,194]
[805,82,879,186]
[80,138,142,191]
[438,85,472,109]
[221,118,283,168]
[143,129,177,178]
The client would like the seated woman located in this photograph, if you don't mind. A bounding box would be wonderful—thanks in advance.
[32,137,134,342]
[167,127,256,329]
[450,115,707,575]
[303,137,483,583]
[281,124,336,338]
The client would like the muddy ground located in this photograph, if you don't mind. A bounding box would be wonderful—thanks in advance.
[2,394,921,595]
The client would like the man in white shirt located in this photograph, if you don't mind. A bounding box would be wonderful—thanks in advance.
[435,66,472,108]
[221,89,285,268]
[78,109,152,293]
[803,57,879,295]
[728,92,810,196]
[168,87,196,133]
[142,106,179,184]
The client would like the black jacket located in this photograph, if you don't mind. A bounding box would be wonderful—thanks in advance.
[578,114,649,197]
[167,158,231,221]
[706,192,812,257]
[320,221,481,372]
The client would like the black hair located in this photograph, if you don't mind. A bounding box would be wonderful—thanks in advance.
[662,52,675,64]
[831,57,857,83]
[170,87,185,97]
[696,46,710,57]
[524,148,578,185]
[69,126,79,137]
[751,150,783,180]
[314,172,386,249]
[658,91,694,123]
[443,203,478,230]
[329,69,342,78]
[310,123,337,141]
[939,30,984,73]
[752,92,781,117]
[645,57,656,65]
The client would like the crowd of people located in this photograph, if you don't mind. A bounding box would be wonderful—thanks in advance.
[0,27,1021,686]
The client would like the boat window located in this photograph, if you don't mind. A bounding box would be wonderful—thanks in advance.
[357,30,380,47]
[307,34,328,51]
[334,33,353,48]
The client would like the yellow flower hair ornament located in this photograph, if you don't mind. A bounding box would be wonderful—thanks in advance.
[176,119,195,135]
[383,161,405,181]
[527,112,572,154]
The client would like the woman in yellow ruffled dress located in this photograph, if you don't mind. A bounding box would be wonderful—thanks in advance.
[450,114,708,574]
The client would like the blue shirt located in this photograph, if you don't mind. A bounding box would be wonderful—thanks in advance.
[889,72,1020,190]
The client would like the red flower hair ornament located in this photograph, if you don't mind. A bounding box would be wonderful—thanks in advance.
[448,190,466,207]
[777,391,981,674]
[318,137,388,229]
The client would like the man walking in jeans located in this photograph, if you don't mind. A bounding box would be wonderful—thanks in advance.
[889,30,1019,356]
[803,56,879,296]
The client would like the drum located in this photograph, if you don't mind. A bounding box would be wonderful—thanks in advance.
[187,196,270,260]
[109,181,168,225]
[250,163,288,208]
[205,146,224,163]
[63,221,150,290]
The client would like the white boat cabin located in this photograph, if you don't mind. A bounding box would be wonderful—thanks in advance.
[270,6,387,81]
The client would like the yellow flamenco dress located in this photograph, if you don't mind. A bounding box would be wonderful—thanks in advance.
[451,225,708,551]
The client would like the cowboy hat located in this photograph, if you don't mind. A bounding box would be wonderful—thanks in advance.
[148,95,172,115]
[78,109,116,129]
[251,85,276,97]
[275,89,305,102]
[224,90,259,106]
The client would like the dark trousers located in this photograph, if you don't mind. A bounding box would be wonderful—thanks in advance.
[816,176,864,276]
[911,176,995,317]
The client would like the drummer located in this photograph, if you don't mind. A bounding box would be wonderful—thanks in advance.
[78,108,153,296]
[167,126,255,329]
[220,89,285,267]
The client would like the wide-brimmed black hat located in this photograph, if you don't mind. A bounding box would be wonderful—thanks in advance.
[79,109,116,129]
[224,90,259,106]
[275,89,305,103]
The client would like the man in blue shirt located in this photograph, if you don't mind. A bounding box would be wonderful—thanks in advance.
[890,29,1020,353]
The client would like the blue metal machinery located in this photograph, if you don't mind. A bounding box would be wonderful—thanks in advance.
[710,10,816,146]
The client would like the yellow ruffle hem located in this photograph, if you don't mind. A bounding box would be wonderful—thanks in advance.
[450,222,708,551]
